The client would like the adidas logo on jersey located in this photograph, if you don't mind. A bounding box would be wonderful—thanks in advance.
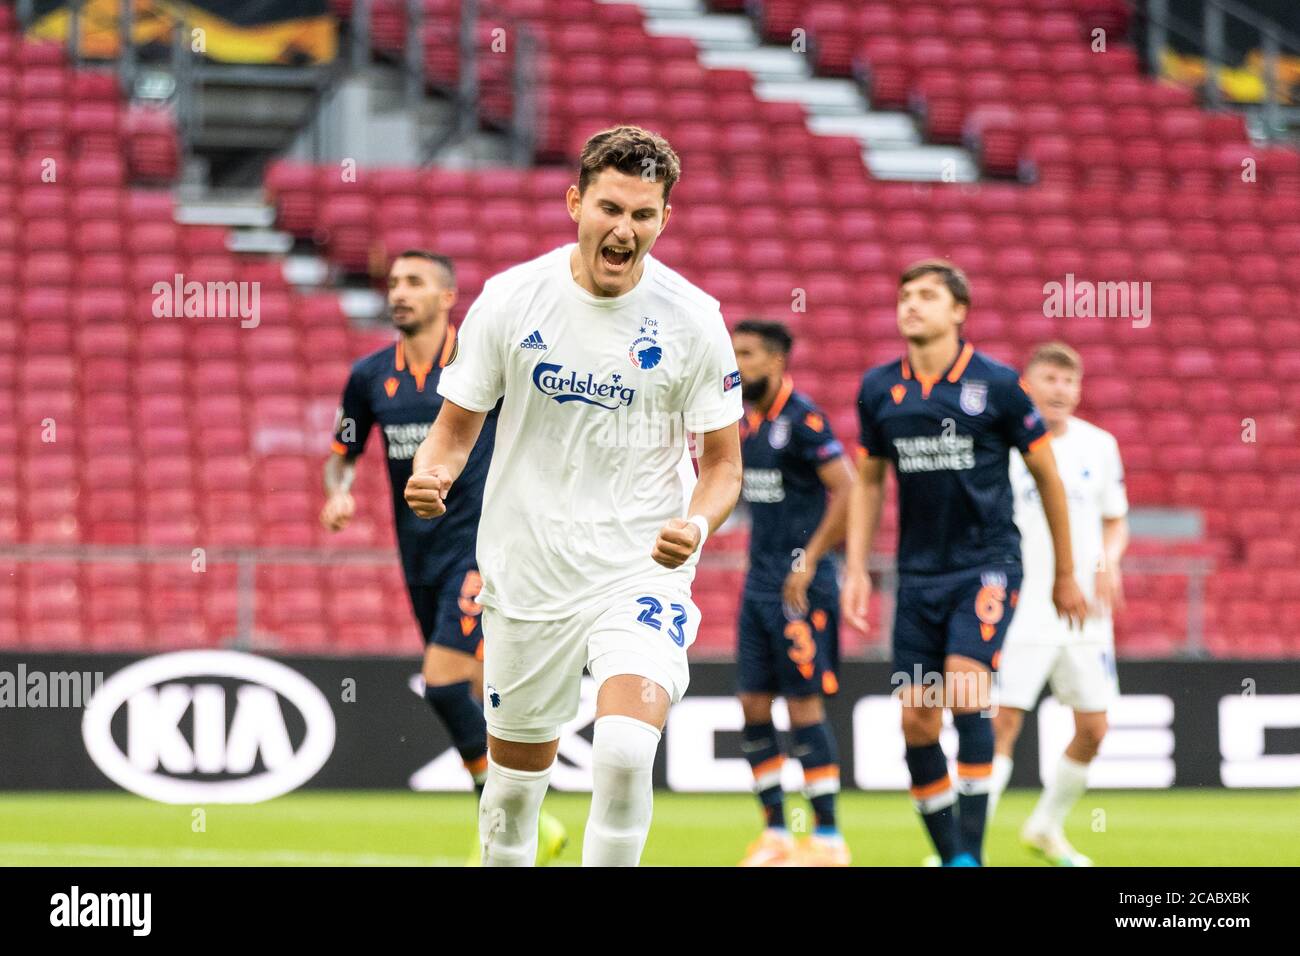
[520,330,548,350]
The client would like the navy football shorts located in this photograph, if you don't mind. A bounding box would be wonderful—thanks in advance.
[892,565,1023,683]
[737,587,840,698]
[408,566,484,657]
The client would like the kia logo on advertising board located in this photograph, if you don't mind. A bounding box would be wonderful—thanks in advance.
[81,651,336,803]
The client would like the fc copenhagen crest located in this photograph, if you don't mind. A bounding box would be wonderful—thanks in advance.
[629,316,662,370]
[629,336,662,369]
[959,380,988,415]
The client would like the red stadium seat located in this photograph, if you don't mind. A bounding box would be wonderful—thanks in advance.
[0,0,1292,658]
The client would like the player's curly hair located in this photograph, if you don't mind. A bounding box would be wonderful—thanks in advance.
[578,126,682,204]
[899,259,971,308]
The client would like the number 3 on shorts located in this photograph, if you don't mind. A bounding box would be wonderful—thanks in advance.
[635,596,688,647]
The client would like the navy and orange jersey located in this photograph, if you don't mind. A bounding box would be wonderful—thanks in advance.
[331,328,497,587]
[740,376,846,597]
[856,340,1048,577]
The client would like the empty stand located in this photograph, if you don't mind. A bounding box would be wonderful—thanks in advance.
[3,2,1297,658]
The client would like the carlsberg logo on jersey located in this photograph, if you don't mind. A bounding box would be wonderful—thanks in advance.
[532,362,636,410]
[894,434,976,473]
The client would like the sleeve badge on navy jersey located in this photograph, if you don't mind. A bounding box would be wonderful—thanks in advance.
[959,380,988,415]
[723,369,741,392]
[816,440,843,460]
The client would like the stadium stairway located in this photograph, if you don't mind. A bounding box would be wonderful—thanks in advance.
[624,0,980,181]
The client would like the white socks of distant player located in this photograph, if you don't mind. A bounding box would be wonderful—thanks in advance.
[479,758,552,866]
[583,715,662,867]
[988,753,1014,820]
[1028,755,1090,832]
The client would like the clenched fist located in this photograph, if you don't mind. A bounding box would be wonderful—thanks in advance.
[319,492,355,531]
[651,518,702,569]
[405,465,453,519]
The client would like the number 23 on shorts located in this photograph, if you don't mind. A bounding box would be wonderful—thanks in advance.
[635,595,690,646]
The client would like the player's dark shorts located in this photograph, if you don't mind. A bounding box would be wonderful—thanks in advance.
[892,565,1023,683]
[408,566,484,657]
[737,587,840,698]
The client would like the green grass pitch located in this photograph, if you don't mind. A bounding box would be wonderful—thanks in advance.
[1,790,1295,866]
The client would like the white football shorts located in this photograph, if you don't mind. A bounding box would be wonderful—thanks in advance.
[481,585,698,743]
[998,607,1118,713]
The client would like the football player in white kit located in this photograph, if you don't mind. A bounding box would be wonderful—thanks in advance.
[404,127,744,866]
[989,342,1129,866]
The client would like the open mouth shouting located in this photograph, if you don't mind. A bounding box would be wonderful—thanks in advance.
[600,244,635,271]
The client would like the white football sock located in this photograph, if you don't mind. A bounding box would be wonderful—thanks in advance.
[479,758,552,866]
[1029,755,1090,832]
[988,753,1014,821]
[583,715,661,867]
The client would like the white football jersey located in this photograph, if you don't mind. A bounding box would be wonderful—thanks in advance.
[437,244,743,620]
[1006,416,1128,644]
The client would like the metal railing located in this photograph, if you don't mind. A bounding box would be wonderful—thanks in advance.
[28,1,538,172]
[117,0,136,97]
[510,21,540,165]
[339,0,541,163]
[170,1,194,153]
[21,0,138,98]
[1143,0,1300,140]
[15,0,35,32]
[458,0,478,144]
[66,0,80,66]
[0,543,1219,660]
